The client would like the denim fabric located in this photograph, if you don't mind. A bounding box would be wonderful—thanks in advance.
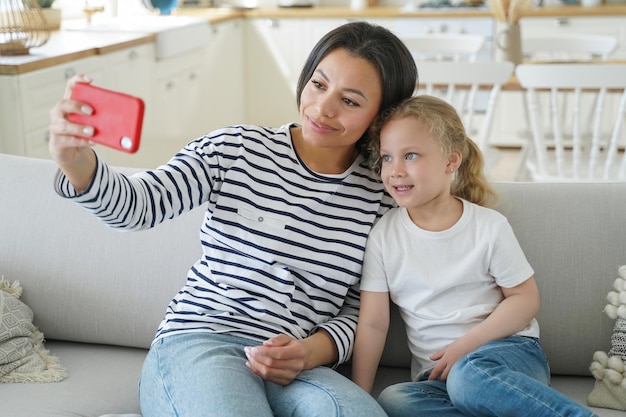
[378,336,598,417]
[139,333,386,417]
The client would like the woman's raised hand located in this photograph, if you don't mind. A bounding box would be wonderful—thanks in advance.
[48,74,97,192]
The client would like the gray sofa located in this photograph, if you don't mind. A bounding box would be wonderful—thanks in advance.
[1,152,625,417]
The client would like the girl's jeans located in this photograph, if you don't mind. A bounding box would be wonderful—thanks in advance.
[378,336,598,417]
[139,333,386,417]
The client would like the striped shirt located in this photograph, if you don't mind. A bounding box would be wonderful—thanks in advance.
[55,124,395,364]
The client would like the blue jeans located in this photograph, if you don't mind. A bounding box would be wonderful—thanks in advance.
[378,336,597,417]
[139,333,387,417]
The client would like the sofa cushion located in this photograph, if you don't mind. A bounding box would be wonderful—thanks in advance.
[1,341,145,417]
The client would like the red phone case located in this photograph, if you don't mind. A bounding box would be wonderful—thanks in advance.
[69,83,145,153]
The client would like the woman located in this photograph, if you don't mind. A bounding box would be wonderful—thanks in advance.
[48,22,417,417]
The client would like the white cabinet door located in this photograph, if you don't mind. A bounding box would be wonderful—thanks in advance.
[203,19,246,132]
[0,55,106,159]
[152,47,208,146]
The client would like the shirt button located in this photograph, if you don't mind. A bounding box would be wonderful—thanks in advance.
[258,217,264,222]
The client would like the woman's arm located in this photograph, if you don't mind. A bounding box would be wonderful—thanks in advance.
[429,276,540,381]
[352,290,390,393]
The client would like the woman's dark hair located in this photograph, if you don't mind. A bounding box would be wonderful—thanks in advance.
[296,21,417,155]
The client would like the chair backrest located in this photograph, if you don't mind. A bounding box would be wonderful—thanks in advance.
[523,34,618,62]
[515,64,626,182]
[415,60,515,150]
[401,33,486,62]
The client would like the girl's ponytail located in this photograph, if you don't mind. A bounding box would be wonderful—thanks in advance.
[452,137,498,208]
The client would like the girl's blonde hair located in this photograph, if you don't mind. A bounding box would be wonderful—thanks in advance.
[368,95,498,208]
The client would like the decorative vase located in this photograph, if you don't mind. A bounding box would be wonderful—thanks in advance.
[495,22,522,66]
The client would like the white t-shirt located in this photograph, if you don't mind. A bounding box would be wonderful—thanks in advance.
[360,198,539,380]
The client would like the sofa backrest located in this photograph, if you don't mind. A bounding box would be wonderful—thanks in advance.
[379,181,626,377]
[1,153,625,377]
[0,153,204,349]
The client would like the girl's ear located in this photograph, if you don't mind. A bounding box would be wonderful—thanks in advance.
[447,150,463,173]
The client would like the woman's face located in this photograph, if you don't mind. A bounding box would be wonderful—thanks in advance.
[299,48,382,151]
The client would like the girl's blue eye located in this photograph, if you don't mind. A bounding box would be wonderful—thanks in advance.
[381,155,392,163]
[406,153,418,160]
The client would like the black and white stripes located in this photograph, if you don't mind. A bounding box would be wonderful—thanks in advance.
[56,123,394,364]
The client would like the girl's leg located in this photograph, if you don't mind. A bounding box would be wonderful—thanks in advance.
[378,379,466,417]
[139,333,274,417]
[447,336,597,417]
[266,366,388,417]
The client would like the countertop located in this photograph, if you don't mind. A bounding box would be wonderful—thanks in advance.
[2,4,625,75]
[0,32,156,75]
[176,3,626,18]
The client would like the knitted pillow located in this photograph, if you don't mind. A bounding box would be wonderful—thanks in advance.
[0,278,67,383]
[588,265,626,410]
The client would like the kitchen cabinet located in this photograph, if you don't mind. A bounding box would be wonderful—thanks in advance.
[0,55,107,160]
[148,18,247,161]
[152,47,208,144]
[203,19,246,132]
[0,44,159,167]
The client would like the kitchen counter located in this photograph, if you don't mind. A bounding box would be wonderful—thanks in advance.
[178,4,626,18]
[0,32,155,75]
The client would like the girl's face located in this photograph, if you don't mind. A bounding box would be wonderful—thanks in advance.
[379,117,460,211]
[299,48,382,152]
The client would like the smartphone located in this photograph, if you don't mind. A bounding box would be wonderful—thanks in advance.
[69,83,145,154]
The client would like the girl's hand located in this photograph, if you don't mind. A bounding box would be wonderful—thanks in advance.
[48,74,95,166]
[244,334,307,385]
[428,334,480,381]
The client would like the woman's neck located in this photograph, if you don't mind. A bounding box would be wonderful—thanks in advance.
[291,127,359,175]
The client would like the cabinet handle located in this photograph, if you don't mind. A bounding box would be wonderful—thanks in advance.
[265,19,279,29]
[189,72,197,81]
[44,130,51,142]
[64,68,76,79]
[128,50,139,60]
[553,18,569,28]
[166,81,175,90]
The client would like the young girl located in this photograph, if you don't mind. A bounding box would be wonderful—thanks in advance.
[352,95,597,417]
[47,22,417,417]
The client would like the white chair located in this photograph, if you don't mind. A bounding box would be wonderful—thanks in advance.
[415,60,515,150]
[401,33,486,62]
[523,34,618,62]
[519,34,619,150]
[415,60,515,178]
[516,64,626,182]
